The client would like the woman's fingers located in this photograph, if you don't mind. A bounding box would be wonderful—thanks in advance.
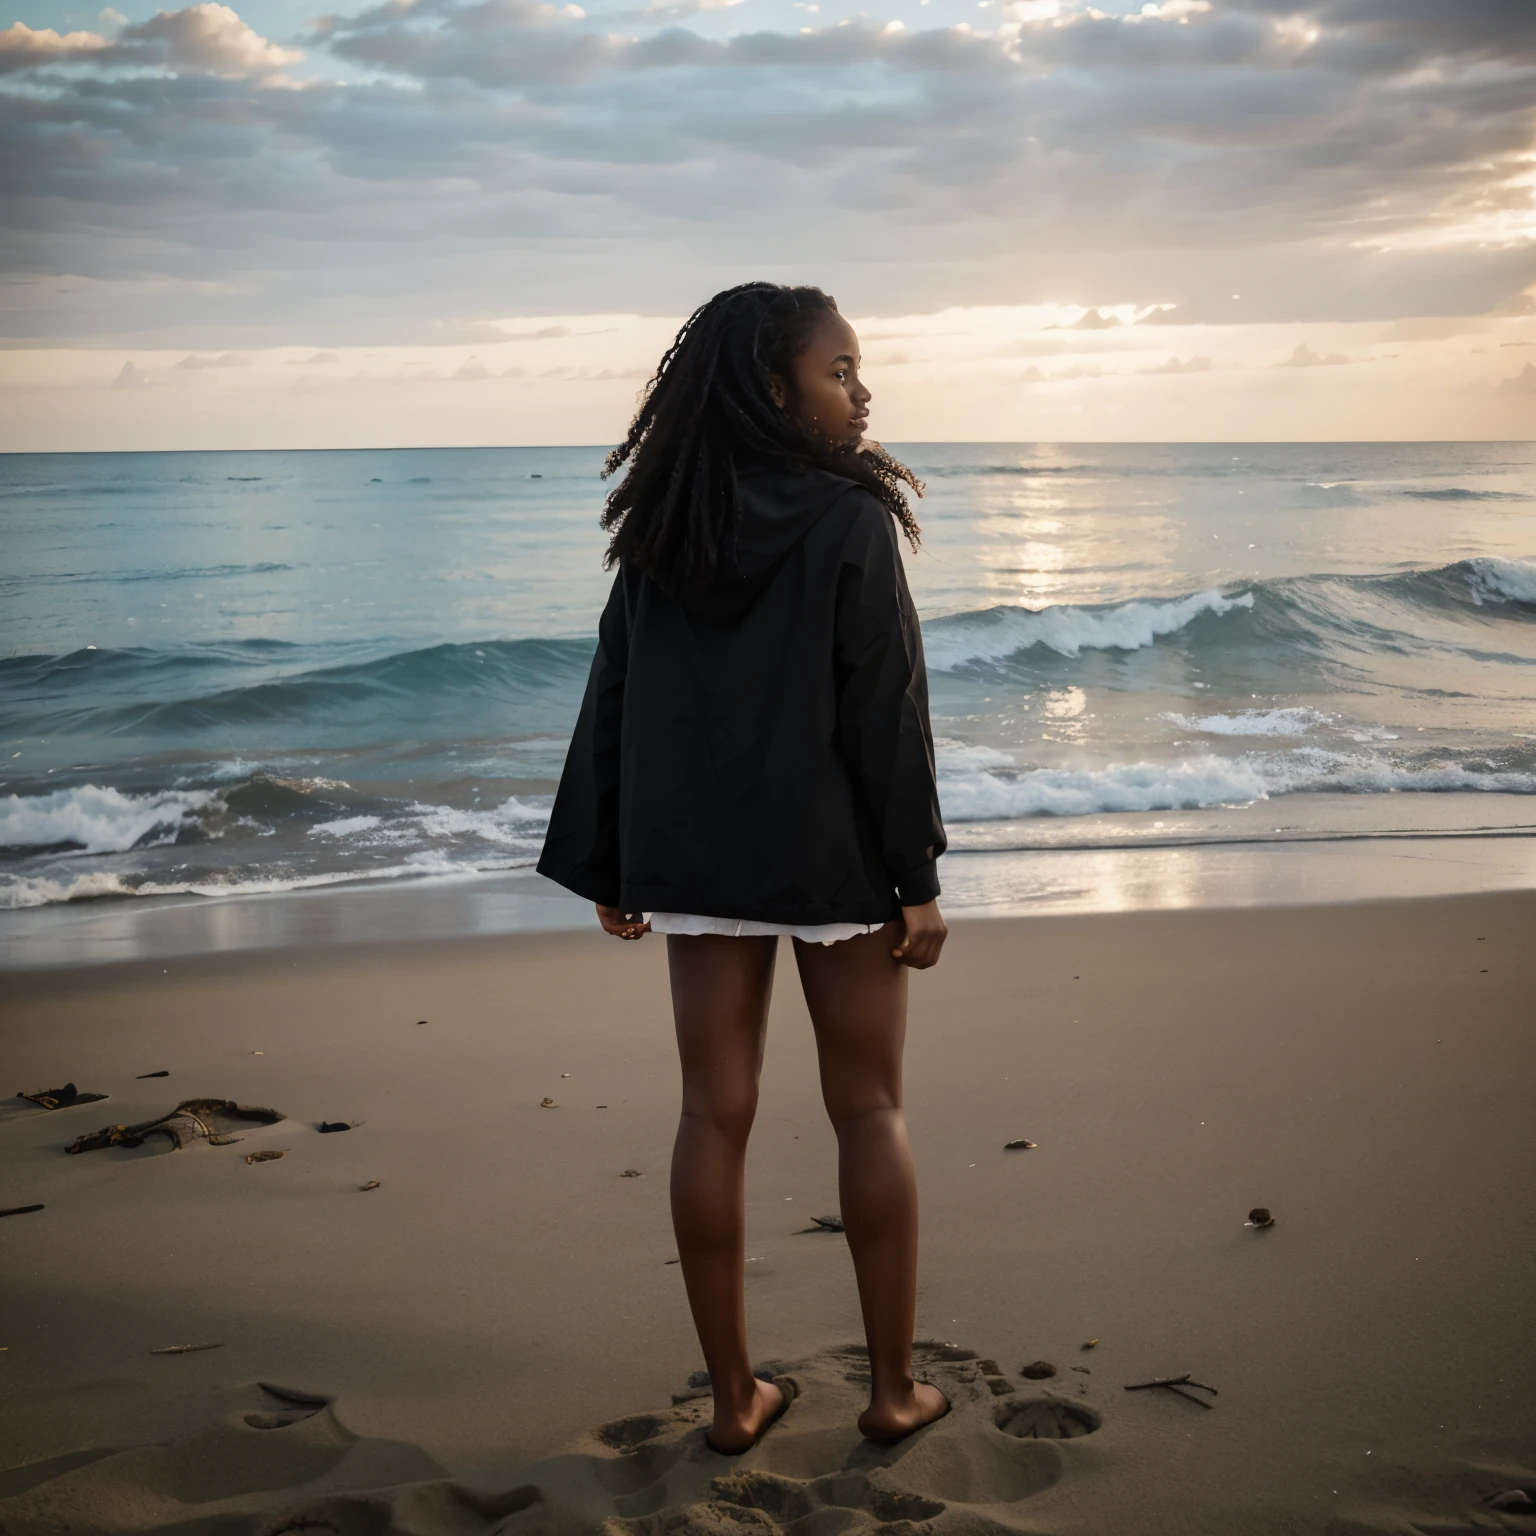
[893,905,947,969]
[596,904,651,939]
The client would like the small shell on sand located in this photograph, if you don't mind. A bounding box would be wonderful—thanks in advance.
[361,1180,380,1191]
[621,1168,643,1178]
[1247,1208,1275,1228]
[245,1150,285,1164]
[1004,1139,1037,1150]
[541,1098,558,1108]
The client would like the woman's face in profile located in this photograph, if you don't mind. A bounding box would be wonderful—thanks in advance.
[771,310,872,450]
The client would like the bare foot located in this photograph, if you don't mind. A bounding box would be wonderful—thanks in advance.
[706,1377,790,1455]
[858,1381,950,1441]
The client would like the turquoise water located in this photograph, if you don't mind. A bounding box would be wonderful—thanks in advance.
[3,442,1535,915]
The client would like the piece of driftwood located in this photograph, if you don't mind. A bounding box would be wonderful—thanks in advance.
[66,1099,283,1155]
[150,1342,224,1355]
[18,1083,108,1111]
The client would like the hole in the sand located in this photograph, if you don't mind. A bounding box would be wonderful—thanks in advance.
[595,1438,688,1495]
[596,1413,671,1453]
[993,1396,1102,1440]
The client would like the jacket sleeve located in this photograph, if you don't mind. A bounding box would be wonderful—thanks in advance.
[833,495,947,906]
[536,567,631,906]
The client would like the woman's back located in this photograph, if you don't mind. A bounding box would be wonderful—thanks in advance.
[538,458,945,925]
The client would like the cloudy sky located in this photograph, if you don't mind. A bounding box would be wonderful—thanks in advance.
[2,0,1534,447]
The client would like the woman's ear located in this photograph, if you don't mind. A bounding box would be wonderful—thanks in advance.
[768,373,788,409]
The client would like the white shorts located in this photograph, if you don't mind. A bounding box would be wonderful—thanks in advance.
[645,912,882,947]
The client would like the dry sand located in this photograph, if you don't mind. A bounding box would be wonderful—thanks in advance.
[1,893,1533,1534]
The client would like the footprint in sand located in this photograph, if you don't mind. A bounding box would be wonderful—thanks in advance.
[0,1342,1102,1536]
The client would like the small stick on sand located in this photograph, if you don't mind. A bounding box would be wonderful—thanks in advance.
[150,1342,224,1355]
[1125,1372,1218,1405]
[0,1204,44,1218]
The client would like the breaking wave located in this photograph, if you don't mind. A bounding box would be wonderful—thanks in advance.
[936,746,1536,823]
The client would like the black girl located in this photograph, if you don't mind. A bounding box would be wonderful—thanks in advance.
[538,282,949,1454]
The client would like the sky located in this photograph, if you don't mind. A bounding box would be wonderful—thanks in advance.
[1,0,1534,447]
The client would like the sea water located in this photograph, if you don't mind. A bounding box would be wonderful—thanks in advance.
[2,443,1535,937]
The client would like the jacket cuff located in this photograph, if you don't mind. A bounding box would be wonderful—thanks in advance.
[894,860,941,907]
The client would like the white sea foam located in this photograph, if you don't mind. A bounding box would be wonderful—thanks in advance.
[937,747,1536,823]
[925,589,1253,669]
[409,796,552,845]
[0,854,542,909]
[1467,556,1536,605]
[310,815,383,837]
[0,785,217,855]
[308,798,551,846]
[1163,707,1330,738]
[0,871,141,907]
[939,754,1274,820]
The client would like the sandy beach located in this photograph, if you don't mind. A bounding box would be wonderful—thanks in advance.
[2,893,1534,1535]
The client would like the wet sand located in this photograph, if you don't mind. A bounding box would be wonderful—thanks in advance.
[2,893,1533,1534]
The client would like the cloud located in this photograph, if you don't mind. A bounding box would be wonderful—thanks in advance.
[291,351,338,364]
[110,361,148,388]
[0,3,302,79]
[1,0,1534,359]
[452,355,493,380]
[1496,361,1536,394]
[0,20,109,72]
[122,3,303,77]
[1279,343,1353,367]
[1141,354,1214,373]
[175,352,247,369]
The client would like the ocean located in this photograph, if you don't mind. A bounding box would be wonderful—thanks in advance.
[3,442,1535,950]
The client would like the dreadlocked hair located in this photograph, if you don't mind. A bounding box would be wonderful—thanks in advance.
[600,282,923,595]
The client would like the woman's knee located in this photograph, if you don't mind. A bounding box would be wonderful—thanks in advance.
[822,1093,902,1137]
[680,1087,760,1143]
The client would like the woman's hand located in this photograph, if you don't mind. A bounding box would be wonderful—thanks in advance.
[893,900,947,969]
[596,904,651,940]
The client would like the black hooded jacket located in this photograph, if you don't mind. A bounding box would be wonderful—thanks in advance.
[536,459,946,924]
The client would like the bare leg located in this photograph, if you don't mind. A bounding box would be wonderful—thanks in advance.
[667,933,788,1452]
[793,923,948,1440]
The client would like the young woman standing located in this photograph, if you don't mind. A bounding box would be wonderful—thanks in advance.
[538,282,949,1455]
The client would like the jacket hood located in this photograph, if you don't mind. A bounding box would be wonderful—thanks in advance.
[678,456,865,624]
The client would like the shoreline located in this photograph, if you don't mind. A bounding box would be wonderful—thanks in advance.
[3,892,1533,1533]
[5,827,1535,971]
